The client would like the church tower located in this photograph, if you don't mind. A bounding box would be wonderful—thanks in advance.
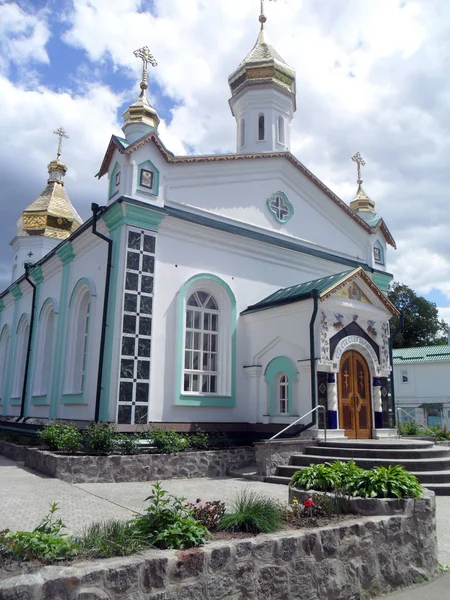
[228,1,296,154]
[10,128,83,282]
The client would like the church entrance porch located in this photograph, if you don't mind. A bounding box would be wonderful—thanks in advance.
[338,350,372,439]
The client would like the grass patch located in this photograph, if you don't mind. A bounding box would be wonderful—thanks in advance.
[218,490,282,534]
[75,520,143,558]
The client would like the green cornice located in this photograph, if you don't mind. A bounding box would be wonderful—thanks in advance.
[371,271,393,292]
[30,266,44,285]
[124,204,165,231]
[103,203,124,233]
[10,284,22,301]
[56,241,76,265]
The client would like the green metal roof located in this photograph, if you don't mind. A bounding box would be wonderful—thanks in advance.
[393,345,450,363]
[113,135,130,149]
[242,269,354,314]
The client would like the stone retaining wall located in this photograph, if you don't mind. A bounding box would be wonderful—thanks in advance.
[254,439,317,476]
[0,492,438,600]
[0,440,27,462]
[21,447,256,484]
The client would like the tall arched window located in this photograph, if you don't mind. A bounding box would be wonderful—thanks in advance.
[33,300,56,396]
[11,316,29,398]
[65,285,92,394]
[184,291,219,394]
[240,118,246,148]
[0,326,10,401]
[278,116,285,144]
[278,373,288,414]
[258,114,265,141]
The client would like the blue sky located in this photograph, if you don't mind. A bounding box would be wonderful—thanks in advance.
[1,0,450,325]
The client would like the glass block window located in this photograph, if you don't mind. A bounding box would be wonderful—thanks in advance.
[279,374,288,414]
[183,291,219,394]
[117,228,156,424]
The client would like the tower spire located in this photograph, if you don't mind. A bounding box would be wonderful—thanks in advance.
[133,46,158,99]
[259,0,275,30]
[54,127,69,160]
[350,152,376,219]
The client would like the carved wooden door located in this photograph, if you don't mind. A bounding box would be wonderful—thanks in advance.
[338,351,372,439]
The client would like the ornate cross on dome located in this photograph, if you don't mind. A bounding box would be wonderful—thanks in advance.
[54,127,69,160]
[259,0,276,28]
[133,46,157,94]
[352,151,365,186]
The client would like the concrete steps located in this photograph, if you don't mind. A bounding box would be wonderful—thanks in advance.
[263,439,450,495]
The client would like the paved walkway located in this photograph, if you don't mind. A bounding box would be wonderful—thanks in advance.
[1,454,449,599]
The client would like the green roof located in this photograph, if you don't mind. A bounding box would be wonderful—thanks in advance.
[242,270,354,314]
[112,135,130,149]
[393,345,450,363]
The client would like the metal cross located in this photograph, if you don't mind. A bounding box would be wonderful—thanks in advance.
[352,152,365,185]
[260,0,276,28]
[270,195,289,221]
[133,46,158,93]
[27,251,34,258]
[54,127,69,160]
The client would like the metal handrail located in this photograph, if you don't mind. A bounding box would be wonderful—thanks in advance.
[396,407,437,440]
[268,404,327,443]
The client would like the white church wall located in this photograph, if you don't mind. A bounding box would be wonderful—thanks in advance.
[148,216,338,424]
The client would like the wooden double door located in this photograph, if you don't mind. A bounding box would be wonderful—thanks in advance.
[338,351,372,439]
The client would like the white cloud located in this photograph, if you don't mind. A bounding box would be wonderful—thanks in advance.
[0,2,50,75]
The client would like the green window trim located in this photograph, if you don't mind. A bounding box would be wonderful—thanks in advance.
[267,191,294,225]
[175,273,237,407]
[109,161,121,200]
[264,356,298,416]
[31,395,50,406]
[61,393,87,405]
[137,159,160,197]
[373,240,385,266]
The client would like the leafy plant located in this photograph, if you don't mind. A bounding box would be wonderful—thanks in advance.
[185,498,226,531]
[427,425,450,441]
[38,423,83,453]
[289,462,339,492]
[398,420,420,436]
[75,520,143,558]
[83,422,117,455]
[148,427,190,454]
[0,504,77,562]
[130,482,208,549]
[345,465,423,499]
[218,490,282,534]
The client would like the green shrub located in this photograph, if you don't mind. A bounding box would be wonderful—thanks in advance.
[289,462,339,492]
[38,423,83,453]
[0,503,77,562]
[187,428,210,450]
[130,482,208,549]
[185,499,226,531]
[218,490,282,534]
[148,427,190,454]
[114,433,140,455]
[345,465,423,499]
[83,422,117,455]
[75,520,142,558]
[427,425,450,441]
[398,420,420,436]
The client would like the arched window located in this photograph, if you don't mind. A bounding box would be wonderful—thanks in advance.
[33,300,56,396]
[184,291,219,394]
[11,316,29,398]
[240,118,246,148]
[65,285,92,394]
[258,114,265,141]
[278,373,288,414]
[278,116,285,145]
[0,326,10,401]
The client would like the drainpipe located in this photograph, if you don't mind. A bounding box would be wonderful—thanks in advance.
[91,203,113,422]
[20,265,37,419]
[309,289,320,428]
[389,310,404,426]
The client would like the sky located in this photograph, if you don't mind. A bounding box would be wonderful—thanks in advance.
[0,0,449,326]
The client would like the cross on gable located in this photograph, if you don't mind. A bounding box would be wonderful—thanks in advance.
[270,195,289,221]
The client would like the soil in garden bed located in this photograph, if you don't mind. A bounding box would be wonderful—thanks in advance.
[0,515,358,582]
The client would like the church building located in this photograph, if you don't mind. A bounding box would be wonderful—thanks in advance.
[0,7,398,439]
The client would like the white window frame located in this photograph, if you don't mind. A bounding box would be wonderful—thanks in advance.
[64,286,91,394]
[278,372,289,414]
[11,316,29,398]
[258,113,265,142]
[278,115,285,145]
[0,326,10,400]
[240,118,246,148]
[181,279,233,397]
[33,301,56,396]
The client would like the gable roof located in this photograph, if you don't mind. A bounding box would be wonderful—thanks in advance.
[393,345,450,363]
[242,267,399,316]
[96,133,396,248]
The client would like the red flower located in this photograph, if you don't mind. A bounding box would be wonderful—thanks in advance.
[304,499,314,508]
